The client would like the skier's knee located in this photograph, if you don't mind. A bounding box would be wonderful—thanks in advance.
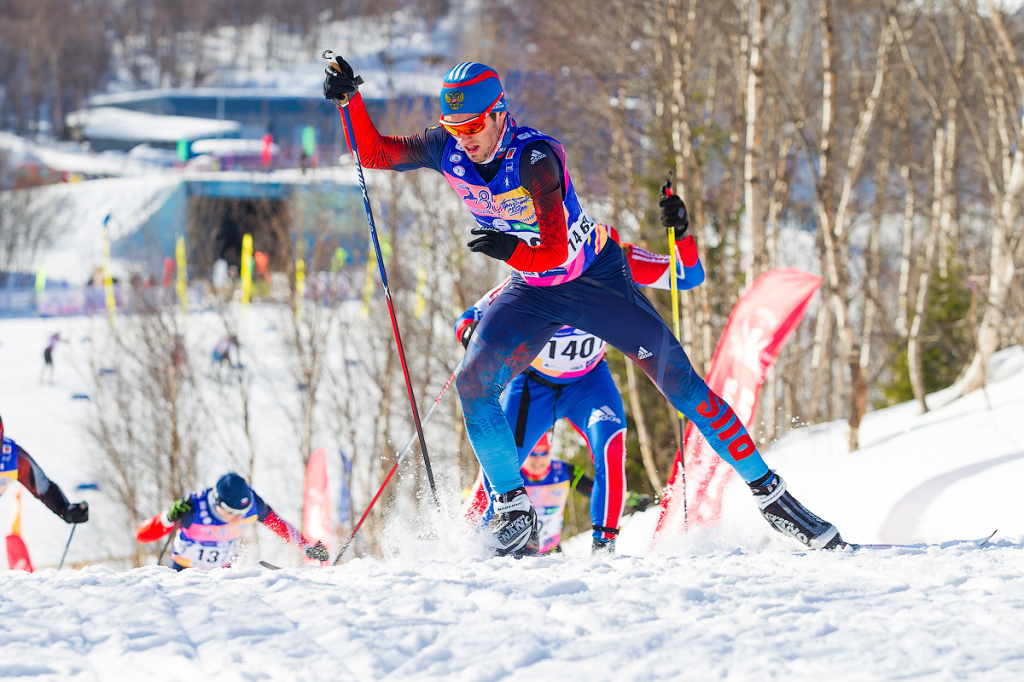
[456,368,483,401]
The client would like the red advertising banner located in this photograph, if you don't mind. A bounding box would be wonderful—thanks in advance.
[302,447,332,565]
[654,268,822,540]
[6,490,33,572]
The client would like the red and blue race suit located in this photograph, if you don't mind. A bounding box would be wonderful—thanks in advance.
[455,233,703,541]
[339,93,773,498]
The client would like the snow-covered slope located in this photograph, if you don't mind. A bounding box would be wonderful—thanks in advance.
[2,305,1024,680]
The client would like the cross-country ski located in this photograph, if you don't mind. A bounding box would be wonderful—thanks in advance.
[839,530,999,551]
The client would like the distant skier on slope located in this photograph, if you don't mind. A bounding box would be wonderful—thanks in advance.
[210,335,239,371]
[135,472,328,570]
[0,414,89,525]
[40,332,61,384]
[456,220,698,555]
[324,56,845,555]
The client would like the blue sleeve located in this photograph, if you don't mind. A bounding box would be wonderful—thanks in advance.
[254,492,271,523]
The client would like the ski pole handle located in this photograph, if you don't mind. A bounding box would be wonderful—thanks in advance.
[662,171,673,198]
[322,49,364,107]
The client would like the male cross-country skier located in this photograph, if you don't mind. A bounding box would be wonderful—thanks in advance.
[456,211,700,554]
[0,413,89,525]
[465,432,654,555]
[135,472,329,570]
[323,57,845,556]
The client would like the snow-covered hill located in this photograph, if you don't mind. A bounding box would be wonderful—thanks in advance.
[2,305,1024,680]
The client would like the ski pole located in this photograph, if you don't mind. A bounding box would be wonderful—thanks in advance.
[663,172,688,531]
[157,521,180,566]
[325,50,440,509]
[58,524,76,570]
[333,358,463,565]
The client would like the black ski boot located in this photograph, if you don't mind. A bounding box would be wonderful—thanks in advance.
[749,472,844,549]
[592,525,618,555]
[489,487,539,558]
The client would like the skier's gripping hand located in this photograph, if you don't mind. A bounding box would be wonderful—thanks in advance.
[467,228,519,262]
[167,497,193,522]
[626,491,653,513]
[304,541,329,562]
[659,194,690,238]
[457,320,479,349]
[62,501,89,524]
[323,54,362,107]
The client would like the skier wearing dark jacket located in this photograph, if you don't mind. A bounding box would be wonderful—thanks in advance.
[323,57,845,556]
[135,472,328,570]
[0,414,89,525]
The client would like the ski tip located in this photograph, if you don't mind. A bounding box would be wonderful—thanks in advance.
[837,530,998,551]
[259,561,282,571]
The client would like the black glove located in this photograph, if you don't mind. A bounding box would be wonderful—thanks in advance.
[167,497,193,522]
[467,228,520,262]
[305,541,329,562]
[62,502,89,524]
[459,320,479,349]
[323,55,362,107]
[626,491,653,513]
[659,194,690,237]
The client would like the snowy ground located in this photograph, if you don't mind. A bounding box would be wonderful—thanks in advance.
[2,307,1024,680]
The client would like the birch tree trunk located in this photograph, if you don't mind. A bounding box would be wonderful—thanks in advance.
[959,1,1024,396]
[743,0,767,284]
[888,4,951,413]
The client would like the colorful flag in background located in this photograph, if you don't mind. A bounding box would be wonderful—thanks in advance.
[175,236,188,317]
[162,257,174,288]
[6,490,33,572]
[102,216,117,325]
[34,266,46,309]
[240,234,253,310]
[295,239,306,323]
[302,448,331,565]
[261,133,274,167]
[654,268,822,540]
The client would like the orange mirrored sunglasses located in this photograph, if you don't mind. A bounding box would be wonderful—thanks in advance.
[438,94,504,137]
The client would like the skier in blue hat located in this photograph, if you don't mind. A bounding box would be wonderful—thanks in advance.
[323,56,845,556]
[136,472,328,570]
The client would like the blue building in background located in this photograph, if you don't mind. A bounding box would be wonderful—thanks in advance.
[73,88,434,167]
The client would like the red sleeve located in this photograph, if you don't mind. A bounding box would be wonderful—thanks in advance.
[677,235,699,268]
[16,448,46,496]
[624,237,697,286]
[340,93,445,172]
[261,508,309,547]
[136,515,174,543]
[505,144,568,273]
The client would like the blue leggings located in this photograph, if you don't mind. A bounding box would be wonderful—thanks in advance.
[457,240,771,494]
[488,362,626,538]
